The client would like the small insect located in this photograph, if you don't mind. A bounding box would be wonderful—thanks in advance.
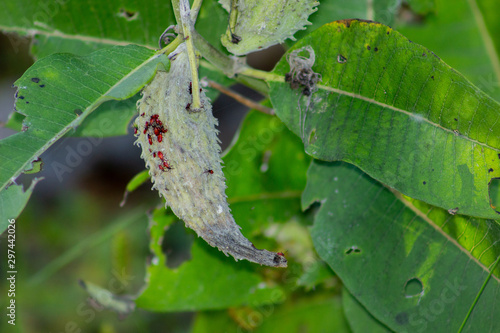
[158,151,164,160]
[158,134,163,142]
[189,82,192,95]
[277,252,285,257]
[148,134,153,145]
[204,169,214,174]
[134,127,138,135]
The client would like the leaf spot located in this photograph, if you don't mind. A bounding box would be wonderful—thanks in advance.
[345,246,361,255]
[31,77,40,83]
[118,8,139,21]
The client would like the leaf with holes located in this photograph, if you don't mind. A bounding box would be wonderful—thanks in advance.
[269,19,500,219]
[305,160,500,332]
[0,45,169,192]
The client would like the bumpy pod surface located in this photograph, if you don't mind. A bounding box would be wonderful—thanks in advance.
[220,0,319,55]
[135,43,287,268]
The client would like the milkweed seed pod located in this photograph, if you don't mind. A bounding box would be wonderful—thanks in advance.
[219,0,319,56]
[135,43,287,268]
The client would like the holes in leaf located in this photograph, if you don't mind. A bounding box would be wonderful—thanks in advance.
[488,178,500,213]
[404,277,424,298]
[345,246,361,255]
[162,220,193,269]
[118,8,139,21]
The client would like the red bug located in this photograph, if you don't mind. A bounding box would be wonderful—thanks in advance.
[134,127,138,135]
[158,151,164,160]
[277,252,285,257]
[204,169,214,174]
[163,161,173,170]
[158,134,163,142]
[153,152,156,157]
[148,134,153,145]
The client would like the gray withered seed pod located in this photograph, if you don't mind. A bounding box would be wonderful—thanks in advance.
[135,43,287,268]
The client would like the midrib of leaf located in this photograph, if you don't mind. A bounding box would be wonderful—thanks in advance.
[316,82,500,152]
[392,190,500,283]
[0,25,152,49]
[467,0,500,84]
[257,69,500,153]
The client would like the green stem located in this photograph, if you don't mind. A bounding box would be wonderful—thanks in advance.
[190,0,204,22]
[179,0,202,110]
[170,0,182,31]
[157,35,183,56]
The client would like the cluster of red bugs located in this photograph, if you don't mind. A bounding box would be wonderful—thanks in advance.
[156,151,173,172]
[142,113,167,144]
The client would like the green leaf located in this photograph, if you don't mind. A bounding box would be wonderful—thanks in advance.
[304,161,500,332]
[0,179,40,234]
[0,45,168,192]
[192,294,351,333]
[72,97,139,137]
[269,19,500,219]
[342,288,392,333]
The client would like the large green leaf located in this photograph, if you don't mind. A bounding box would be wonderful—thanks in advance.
[135,110,314,311]
[304,160,500,332]
[0,45,169,192]
[269,19,500,219]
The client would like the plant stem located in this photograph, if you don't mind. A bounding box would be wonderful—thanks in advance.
[207,80,274,115]
[170,0,182,30]
[239,67,284,83]
[179,0,202,110]
[157,35,183,56]
[190,0,204,21]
